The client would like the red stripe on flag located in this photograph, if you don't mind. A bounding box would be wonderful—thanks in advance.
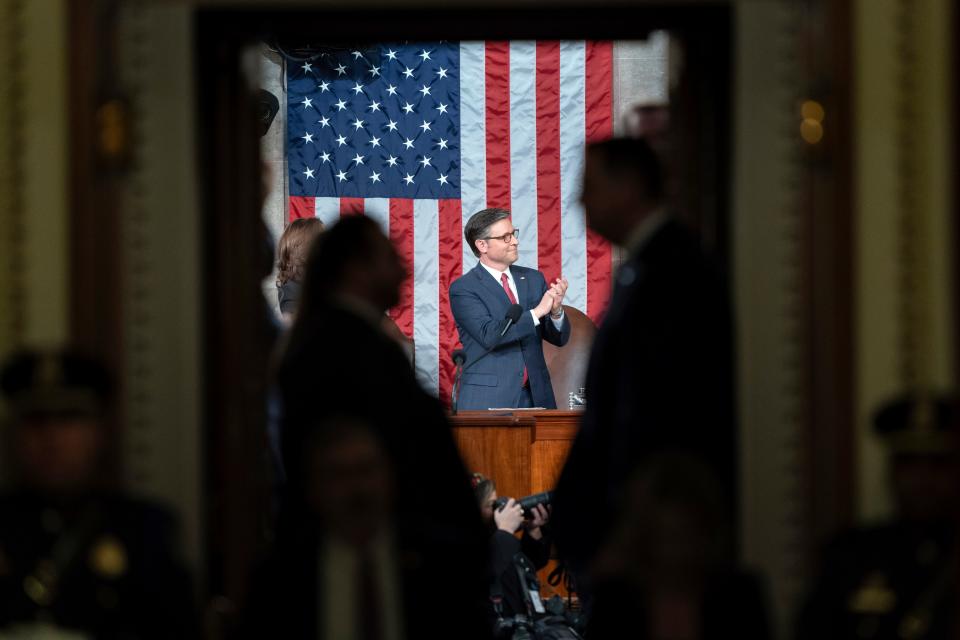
[536,42,563,284]
[485,42,511,209]
[437,199,463,408]
[288,196,315,222]
[585,41,614,322]
[389,199,415,339]
[340,198,364,216]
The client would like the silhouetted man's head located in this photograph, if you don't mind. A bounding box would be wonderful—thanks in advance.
[581,137,664,245]
[301,215,406,313]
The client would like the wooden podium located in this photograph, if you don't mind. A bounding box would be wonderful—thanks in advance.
[450,409,582,598]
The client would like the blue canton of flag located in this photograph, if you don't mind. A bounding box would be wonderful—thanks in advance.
[288,43,460,199]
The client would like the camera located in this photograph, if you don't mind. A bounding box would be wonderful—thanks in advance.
[493,491,553,518]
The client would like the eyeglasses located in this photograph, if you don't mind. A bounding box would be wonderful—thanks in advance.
[483,228,520,243]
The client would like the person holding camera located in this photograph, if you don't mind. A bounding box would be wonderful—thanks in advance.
[472,473,552,620]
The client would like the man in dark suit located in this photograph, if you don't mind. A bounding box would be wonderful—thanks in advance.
[552,138,735,599]
[797,394,958,640]
[273,215,490,638]
[0,349,195,638]
[449,208,571,410]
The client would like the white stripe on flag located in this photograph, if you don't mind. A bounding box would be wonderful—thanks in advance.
[509,40,539,270]
[413,199,440,395]
[459,41,487,271]
[559,41,588,313]
[314,197,341,227]
[364,198,390,234]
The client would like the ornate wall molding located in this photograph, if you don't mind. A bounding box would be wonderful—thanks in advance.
[0,0,26,356]
[733,0,807,634]
[115,1,203,569]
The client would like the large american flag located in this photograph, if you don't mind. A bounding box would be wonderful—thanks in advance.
[287,41,613,402]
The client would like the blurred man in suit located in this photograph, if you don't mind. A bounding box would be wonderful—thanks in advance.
[797,394,958,640]
[0,349,194,638]
[273,215,489,638]
[552,138,735,606]
[450,208,571,410]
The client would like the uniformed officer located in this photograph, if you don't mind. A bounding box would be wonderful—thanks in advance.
[0,349,195,639]
[797,392,958,640]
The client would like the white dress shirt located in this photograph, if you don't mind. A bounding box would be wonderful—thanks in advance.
[477,261,565,329]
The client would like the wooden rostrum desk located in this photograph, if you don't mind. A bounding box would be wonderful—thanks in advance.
[450,409,582,600]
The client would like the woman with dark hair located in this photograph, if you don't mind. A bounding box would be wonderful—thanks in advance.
[275,217,324,320]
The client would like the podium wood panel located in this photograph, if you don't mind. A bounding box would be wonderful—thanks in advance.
[450,410,581,599]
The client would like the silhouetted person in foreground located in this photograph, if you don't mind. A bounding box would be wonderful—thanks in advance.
[587,454,770,640]
[552,138,735,609]
[797,393,958,640]
[272,215,489,638]
[0,349,194,639]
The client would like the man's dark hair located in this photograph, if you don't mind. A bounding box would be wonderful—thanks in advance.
[464,208,511,258]
[300,215,383,298]
[587,137,665,202]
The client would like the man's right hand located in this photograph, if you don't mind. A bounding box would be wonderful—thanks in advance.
[494,498,525,534]
[534,290,556,319]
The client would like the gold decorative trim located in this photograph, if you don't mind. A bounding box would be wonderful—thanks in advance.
[0,0,26,354]
[894,0,931,391]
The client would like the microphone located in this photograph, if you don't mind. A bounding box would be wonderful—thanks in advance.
[451,348,466,415]
[450,305,524,414]
[499,304,524,337]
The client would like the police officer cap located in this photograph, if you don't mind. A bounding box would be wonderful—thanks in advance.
[0,349,112,419]
[873,392,957,455]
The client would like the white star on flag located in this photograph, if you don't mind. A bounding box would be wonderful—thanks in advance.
[336,170,349,182]
[386,155,398,166]
[437,138,448,149]
[419,50,431,62]
[402,67,415,79]
[402,138,415,150]
[403,173,415,185]
[318,116,330,127]
[318,81,330,93]
[419,85,431,97]
[386,85,398,96]
[385,49,398,61]
[335,63,347,76]
[436,103,448,115]
[319,151,331,163]
[385,120,398,132]
[335,134,348,147]
[437,173,449,185]
[351,118,365,131]
[369,101,382,112]
[369,136,382,148]
[301,97,313,109]
[302,62,313,73]
[352,153,365,165]
[402,102,415,114]
[351,83,364,95]
[420,120,432,133]
[420,156,432,168]
[369,171,382,183]
[334,99,348,111]
[436,67,448,79]
[303,166,315,179]
[368,66,381,77]
[302,132,314,143]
